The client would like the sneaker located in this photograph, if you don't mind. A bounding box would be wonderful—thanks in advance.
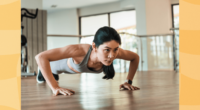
[36,69,46,83]
[36,68,59,83]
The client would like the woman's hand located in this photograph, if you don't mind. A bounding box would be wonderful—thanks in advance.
[53,87,75,96]
[119,82,140,91]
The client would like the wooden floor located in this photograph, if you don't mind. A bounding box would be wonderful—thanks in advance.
[21,71,179,110]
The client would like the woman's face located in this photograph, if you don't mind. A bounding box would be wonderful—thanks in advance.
[93,40,120,66]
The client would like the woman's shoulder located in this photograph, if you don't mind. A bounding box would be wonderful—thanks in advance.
[79,44,91,54]
[71,44,91,56]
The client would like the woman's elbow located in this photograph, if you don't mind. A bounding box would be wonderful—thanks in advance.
[131,54,140,62]
[35,53,43,62]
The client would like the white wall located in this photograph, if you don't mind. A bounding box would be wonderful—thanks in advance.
[146,0,172,35]
[21,0,43,10]
[47,9,79,49]
[47,9,79,35]
[80,1,122,16]
[171,0,179,4]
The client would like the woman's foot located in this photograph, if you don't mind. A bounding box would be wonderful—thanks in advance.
[36,70,45,83]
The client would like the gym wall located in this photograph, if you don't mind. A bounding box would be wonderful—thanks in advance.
[21,9,47,73]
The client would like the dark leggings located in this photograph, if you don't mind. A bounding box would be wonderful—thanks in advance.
[38,69,58,77]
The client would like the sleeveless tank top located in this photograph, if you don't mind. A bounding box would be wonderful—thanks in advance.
[50,45,103,74]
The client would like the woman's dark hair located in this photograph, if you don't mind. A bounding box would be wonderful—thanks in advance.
[93,26,121,80]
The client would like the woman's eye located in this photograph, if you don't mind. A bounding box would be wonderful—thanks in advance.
[114,49,118,52]
[105,49,110,52]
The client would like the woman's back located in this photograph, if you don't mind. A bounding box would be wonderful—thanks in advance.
[37,44,90,62]
[49,44,103,74]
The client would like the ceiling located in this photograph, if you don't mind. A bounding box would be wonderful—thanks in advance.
[22,0,122,12]
[43,0,121,9]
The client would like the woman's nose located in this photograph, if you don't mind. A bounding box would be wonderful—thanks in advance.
[108,51,115,58]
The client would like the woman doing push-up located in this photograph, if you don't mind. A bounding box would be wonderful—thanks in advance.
[35,26,140,96]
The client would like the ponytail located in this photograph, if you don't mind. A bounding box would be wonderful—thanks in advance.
[102,62,115,80]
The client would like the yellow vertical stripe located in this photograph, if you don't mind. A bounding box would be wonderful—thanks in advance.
[0,0,21,110]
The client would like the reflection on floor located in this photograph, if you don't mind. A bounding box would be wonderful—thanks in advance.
[21,71,179,110]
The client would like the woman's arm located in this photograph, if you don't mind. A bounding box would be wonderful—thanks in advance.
[116,48,140,81]
[35,55,59,92]
[35,44,86,94]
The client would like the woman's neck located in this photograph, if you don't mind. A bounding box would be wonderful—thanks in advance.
[89,50,103,66]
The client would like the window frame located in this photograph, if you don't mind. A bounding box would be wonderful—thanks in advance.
[171,3,179,71]
[171,3,179,28]
[79,9,135,36]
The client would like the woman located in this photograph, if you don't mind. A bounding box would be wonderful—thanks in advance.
[35,26,140,96]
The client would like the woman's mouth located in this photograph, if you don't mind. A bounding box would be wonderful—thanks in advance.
[106,60,111,63]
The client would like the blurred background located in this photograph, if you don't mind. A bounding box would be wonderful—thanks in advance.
[21,0,179,74]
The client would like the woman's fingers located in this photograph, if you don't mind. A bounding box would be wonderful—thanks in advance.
[59,90,67,96]
[132,86,140,90]
[67,89,75,93]
[124,85,131,90]
[120,84,134,90]
[53,87,76,96]
[119,84,140,91]
[119,84,124,90]
[67,91,73,95]
[130,86,135,90]
[134,86,140,90]
[128,86,132,90]
[61,90,71,96]
[64,89,74,95]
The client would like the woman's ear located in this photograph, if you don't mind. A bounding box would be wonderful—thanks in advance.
[92,42,97,52]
